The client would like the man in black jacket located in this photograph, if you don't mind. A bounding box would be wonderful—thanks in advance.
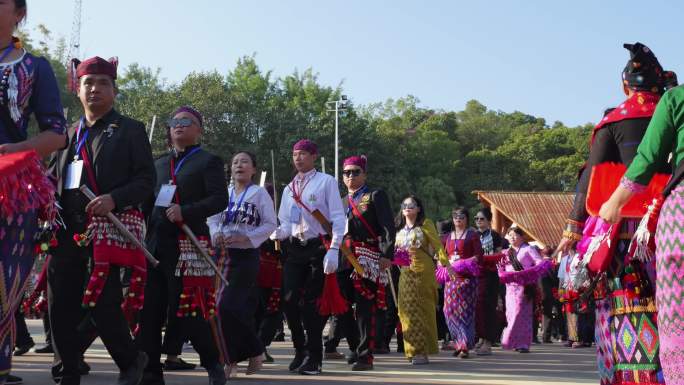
[337,155,395,371]
[137,106,228,385]
[48,57,154,385]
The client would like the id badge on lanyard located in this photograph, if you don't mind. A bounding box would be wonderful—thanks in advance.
[65,120,88,190]
[65,159,84,190]
[155,182,177,207]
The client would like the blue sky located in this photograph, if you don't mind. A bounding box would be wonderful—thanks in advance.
[26,0,683,127]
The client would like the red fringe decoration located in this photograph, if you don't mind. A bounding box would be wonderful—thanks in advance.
[23,254,50,315]
[586,162,669,218]
[176,276,216,319]
[318,274,348,316]
[266,288,281,313]
[79,210,147,320]
[0,150,56,221]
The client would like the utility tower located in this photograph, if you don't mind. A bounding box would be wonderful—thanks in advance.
[66,0,82,63]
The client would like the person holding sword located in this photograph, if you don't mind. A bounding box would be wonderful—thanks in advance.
[338,155,396,371]
[272,139,346,375]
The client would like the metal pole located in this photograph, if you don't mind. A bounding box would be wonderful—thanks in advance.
[334,101,339,181]
[148,115,157,144]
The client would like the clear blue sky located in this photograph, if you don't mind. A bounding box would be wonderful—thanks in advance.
[26,0,683,127]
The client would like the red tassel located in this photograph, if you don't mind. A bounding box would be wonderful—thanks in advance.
[318,274,348,316]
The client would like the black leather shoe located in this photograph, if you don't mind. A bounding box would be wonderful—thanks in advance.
[273,331,285,341]
[374,346,390,354]
[351,361,373,371]
[206,363,226,385]
[346,352,358,365]
[34,344,54,354]
[117,351,148,385]
[140,370,165,385]
[298,358,322,375]
[5,374,22,385]
[264,351,274,363]
[13,341,34,356]
[288,351,306,372]
[163,358,196,371]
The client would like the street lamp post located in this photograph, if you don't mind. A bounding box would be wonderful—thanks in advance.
[326,95,348,180]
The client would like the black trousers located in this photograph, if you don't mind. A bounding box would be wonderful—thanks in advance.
[324,270,359,354]
[476,270,501,342]
[15,307,33,347]
[254,287,283,349]
[281,240,326,364]
[137,257,219,374]
[322,270,380,363]
[217,248,263,363]
[160,315,187,356]
[48,227,138,385]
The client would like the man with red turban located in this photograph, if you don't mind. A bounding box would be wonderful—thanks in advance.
[272,139,346,375]
[48,56,155,385]
[327,155,395,371]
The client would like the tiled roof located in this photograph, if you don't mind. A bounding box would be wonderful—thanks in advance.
[474,191,575,249]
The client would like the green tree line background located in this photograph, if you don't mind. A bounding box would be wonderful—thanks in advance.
[22,27,591,220]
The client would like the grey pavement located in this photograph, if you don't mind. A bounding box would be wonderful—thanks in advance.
[13,320,598,385]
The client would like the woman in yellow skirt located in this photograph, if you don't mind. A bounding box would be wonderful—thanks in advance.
[394,195,449,365]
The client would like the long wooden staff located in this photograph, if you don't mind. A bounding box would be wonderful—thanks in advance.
[271,150,281,252]
[386,267,398,305]
[79,185,159,267]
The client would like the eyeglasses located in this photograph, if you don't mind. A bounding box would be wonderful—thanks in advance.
[474,217,487,221]
[342,169,362,178]
[452,214,466,220]
[401,203,417,210]
[167,118,194,128]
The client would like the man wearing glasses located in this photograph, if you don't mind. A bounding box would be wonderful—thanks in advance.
[138,106,228,385]
[272,139,345,375]
[330,155,396,371]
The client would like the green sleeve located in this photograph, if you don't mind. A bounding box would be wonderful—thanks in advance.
[422,219,449,267]
[624,91,676,185]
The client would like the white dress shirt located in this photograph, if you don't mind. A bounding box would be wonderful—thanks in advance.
[275,169,345,249]
[207,184,277,249]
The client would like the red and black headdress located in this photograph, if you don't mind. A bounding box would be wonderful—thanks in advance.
[67,56,119,93]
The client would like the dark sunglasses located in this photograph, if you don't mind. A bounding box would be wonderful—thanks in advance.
[474,216,487,221]
[342,169,362,177]
[167,118,194,128]
[452,214,466,220]
[401,203,418,210]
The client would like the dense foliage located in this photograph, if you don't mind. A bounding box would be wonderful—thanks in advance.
[23,28,592,219]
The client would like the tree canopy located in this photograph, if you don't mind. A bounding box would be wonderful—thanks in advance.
[24,27,592,220]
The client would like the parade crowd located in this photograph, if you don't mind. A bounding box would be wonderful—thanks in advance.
[2,2,684,385]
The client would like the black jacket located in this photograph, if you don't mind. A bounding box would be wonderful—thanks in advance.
[145,146,228,268]
[50,109,155,214]
[344,187,396,260]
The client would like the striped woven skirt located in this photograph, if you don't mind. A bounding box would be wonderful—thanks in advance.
[443,276,477,351]
[0,210,39,380]
[655,183,684,385]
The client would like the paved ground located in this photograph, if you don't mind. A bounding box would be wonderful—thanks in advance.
[13,320,598,385]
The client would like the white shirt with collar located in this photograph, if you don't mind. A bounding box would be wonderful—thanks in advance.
[207,184,277,249]
[275,169,345,249]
